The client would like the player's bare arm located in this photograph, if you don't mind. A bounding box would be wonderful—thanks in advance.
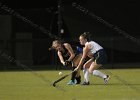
[64,43,75,61]
[57,51,65,65]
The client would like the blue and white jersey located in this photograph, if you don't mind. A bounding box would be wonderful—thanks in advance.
[85,41,103,55]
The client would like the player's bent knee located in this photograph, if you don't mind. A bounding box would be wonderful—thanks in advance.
[83,63,89,69]
[88,69,93,74]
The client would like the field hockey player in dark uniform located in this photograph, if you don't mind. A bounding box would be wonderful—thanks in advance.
[51,40,83,85]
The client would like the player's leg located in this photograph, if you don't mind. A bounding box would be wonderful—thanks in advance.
[82,58,93,85]
[67,54,82,85]
[73,54,82,84]
[73,54,82,76]
[89,49,109,84]
[75,70,81,84]
[89,62,104,76]
[89,62,109,84]
[66,62,77,85]
[82,60,109,85]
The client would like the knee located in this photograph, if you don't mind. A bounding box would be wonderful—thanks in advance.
[88,69,93,74]
[83,63,88,69]
[73,61,78,67]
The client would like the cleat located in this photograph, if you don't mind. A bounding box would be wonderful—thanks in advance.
[74,79,77,84]
[104,75,110,84]
[67,80,76,85]
[81,81,90,85]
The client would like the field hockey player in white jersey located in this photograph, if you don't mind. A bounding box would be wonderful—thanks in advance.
[75,32,110,85]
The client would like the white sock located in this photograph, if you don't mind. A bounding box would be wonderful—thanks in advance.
[93,70,107,79]
[83,68,89,82]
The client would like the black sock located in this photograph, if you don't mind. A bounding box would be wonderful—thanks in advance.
[76,76,81,84]
[71,66,77,82]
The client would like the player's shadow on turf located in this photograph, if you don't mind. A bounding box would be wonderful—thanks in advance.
[90,83,140,85]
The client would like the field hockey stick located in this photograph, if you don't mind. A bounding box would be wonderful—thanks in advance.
[52,70,76,87]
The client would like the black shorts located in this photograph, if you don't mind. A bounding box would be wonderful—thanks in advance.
[93,49,107,65]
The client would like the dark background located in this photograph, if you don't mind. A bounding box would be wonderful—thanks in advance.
[0,0,140,70]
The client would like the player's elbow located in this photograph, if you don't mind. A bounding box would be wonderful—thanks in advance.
[71,54,75,58]
[82,56,86,60]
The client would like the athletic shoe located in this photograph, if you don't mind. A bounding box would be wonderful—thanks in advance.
[81,81,90,85]
[104,75,110,84]
[67,80,76,85]
[74,79,77,84]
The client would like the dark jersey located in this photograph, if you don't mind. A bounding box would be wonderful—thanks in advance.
[60,44,83,60]
[61,45,70,58]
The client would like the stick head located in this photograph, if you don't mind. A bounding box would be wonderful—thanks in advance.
[52,82,56,87]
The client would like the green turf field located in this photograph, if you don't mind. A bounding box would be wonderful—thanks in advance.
[0,69,140,100]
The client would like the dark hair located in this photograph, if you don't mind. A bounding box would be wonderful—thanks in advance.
[80,32,91,41]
